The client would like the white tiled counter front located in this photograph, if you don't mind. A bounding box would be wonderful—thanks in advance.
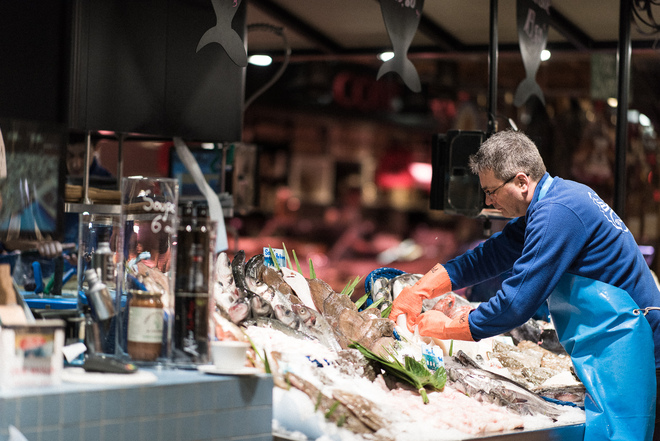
[0,369,273,441]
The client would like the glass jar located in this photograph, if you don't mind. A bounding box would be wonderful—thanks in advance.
[127,290,164,361]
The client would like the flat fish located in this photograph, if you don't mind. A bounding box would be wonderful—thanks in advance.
[196,0,247,67]
[513,0,550,107]
[377,0,425,93]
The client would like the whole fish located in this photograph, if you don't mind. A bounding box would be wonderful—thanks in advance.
[371,277,392,304]
[513,0,550,107]
[249,291,274,318]
[292,303,343,352]
[448,350,569,420]
[377,0,425,93]
[390,273,421,298]
[245,253,264,280]
[215,252,236,293]
[196,0,247,67]
[244,316,316,342]
[231,250,250,293]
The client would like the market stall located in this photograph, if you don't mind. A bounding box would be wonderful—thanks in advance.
[212,249,586,441]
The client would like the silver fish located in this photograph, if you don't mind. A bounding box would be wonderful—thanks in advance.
[273,304,303,330]
[377,0,425,93]
[448,351,569,420]
[249,291,274,318]
[214,252,236,294]
[244,316,315,342]
[291,303,342,352]
[513,0,550,107]
[391,273,421,299]
[372,277,393,305]
[196,0,247,67]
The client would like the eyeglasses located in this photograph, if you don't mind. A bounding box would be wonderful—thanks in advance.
[483,175,516,198]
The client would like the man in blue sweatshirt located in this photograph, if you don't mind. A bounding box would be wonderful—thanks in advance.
[391,129,660,441]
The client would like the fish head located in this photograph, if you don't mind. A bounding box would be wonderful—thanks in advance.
[291,303,317,326]
[273,304,301,329]
[228,297,250,324]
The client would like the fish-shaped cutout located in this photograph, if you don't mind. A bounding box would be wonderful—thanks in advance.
[513,0,550,107]
[196,0,247,68]
[377,0,424,93]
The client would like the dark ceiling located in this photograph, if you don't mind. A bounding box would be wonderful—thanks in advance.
[245,0,660,61]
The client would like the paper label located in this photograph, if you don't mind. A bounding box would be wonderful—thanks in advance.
[422,343,444,371]
[128,307,164,343]
[263,247,286,268]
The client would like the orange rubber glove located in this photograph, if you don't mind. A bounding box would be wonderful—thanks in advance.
[413,309,474,341]
[389,263,452,331]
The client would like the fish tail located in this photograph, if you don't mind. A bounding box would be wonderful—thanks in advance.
[196,26,247,67]
[377,55,421,93]
[513,77,546,107]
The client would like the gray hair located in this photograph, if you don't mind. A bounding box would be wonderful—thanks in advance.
[468,130,546,181]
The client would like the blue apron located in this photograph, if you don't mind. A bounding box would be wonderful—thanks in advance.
[548,274,656,440]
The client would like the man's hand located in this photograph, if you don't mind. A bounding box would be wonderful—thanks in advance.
[389,285,424,332]
[37,241,63,259]
[414,309,474,341]
[389,263,452,331]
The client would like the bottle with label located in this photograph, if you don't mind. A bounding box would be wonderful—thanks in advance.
[127,290,164,362]
[173,203,211,365]
[91,227,115,290]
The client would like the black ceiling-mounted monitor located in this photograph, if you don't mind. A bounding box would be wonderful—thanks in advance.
[0,118,67,242]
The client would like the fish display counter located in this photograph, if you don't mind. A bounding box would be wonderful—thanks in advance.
[214,250,587,441]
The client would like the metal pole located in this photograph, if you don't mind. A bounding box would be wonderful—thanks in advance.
[487,0,499,136]
[614,0,632,217]
[82,131,92,205]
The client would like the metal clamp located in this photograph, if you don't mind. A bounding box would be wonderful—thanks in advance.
[633,307,660,316]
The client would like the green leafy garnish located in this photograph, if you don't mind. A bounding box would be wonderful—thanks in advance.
[354,293,369,310]
[365,296,385,310]
[380,303,392,318]
[341,275,362,297]
[325,401,340,419]
[282,243,292,269]
[268,245,281,271]
[292,249,302,274]
[309,258,316,279]
[246,334,271,374]
[349,341,446,404]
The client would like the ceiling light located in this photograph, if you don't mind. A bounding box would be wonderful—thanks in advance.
[248,55,272,66]
[607,97,618,108]
[378,51,394,62]
[639,113,651,127]
[540,50,551,61]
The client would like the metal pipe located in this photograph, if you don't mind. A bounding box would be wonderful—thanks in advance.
[487,0,499,136]
[613,0,632,217]
[83,131,92,204]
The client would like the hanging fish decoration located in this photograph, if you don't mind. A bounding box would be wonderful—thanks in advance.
[196,0,247,68]
[377,0,425,93]
[513,0,551,107]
